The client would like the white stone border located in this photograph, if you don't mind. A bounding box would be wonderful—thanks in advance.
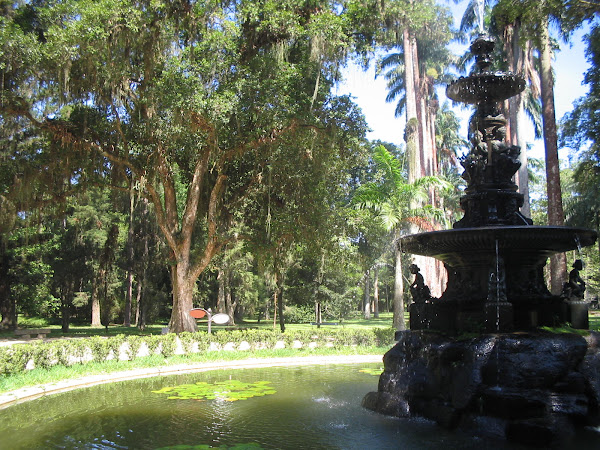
[0,354,382,409]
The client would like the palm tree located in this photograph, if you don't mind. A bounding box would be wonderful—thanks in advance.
[435,102,467,171]
[352,145,448,330]
[378,1,455,184]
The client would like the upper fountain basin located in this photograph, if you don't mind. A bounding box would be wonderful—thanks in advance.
[401,226,597,263]
[446,72,526,104]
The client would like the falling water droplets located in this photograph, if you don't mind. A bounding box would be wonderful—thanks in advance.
[475,0,485,34]
[495,239,500,333]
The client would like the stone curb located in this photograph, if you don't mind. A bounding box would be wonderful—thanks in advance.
[0,354,382,409]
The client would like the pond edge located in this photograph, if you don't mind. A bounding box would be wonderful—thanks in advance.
[0,354,382,409]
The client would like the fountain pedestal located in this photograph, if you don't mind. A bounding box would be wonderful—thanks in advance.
[364,331,600,446]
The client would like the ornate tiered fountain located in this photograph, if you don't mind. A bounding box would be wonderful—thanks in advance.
[363,34,600,446]
[404,33,596,335]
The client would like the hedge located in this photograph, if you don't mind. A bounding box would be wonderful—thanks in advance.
[0,328,396,376]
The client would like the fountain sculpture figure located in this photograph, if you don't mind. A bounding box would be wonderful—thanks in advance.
[364,34,600,446]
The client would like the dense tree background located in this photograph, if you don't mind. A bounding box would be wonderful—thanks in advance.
[1,0,598,332]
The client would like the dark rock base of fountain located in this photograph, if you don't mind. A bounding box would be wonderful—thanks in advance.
[363,330,600,447]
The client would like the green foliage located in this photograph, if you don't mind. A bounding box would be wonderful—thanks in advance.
[373,327,396,347]
[1,316,393,378]
[0,344,32,374]
[88,336,112,362]
[158,333,178,358]
[0,0,378,333]
[283,304,314,324]
[125,335,144,360]
[538,325,590,336]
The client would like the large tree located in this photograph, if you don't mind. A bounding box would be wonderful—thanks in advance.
[0,0,372,332]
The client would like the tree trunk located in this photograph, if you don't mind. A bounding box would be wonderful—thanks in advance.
[168,262,199,333]
[539,18,567,293]
[413,37,426,179]
[137,198,150,330]
[135,279,143,329]
[429,101,438,177]
[0,236,16,330]
[313,251,325,324]
[61,279,74,333]
[272,289,278,330]
[124,271,133,327]
[515,103,531,217]
[225,270,236,326]
[217,268,225,313]
[373,266,380,319]
[90,276,101,327]
[506,22,531,218]
[393,239,406,331]
[124,189,135,327]
[403,28,420,184]
[278,285,285,333]
[364,269,371,320]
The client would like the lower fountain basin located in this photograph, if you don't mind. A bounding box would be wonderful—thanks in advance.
[401,226,597,333]
[401,226,597,265]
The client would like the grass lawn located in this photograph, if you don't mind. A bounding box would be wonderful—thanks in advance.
[589,310,600,331]
[0,312,399,340]
[2,310,599,340]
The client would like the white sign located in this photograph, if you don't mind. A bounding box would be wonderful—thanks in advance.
[212,313,230,325]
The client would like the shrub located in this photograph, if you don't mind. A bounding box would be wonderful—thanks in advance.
[158,333,177,357]
[88,336,112,362]
[0,344,32,374]
[126,335,144,360]
[31,342,55,369]
[373,328,396,347]
[283,305,314,324]
[0,328,389,377]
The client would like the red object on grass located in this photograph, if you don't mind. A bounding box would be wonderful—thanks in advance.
[189,308,207,319]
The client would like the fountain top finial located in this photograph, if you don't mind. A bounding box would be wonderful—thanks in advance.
[470,34,495,74]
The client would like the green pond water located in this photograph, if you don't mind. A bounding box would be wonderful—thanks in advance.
[1,363,599,449]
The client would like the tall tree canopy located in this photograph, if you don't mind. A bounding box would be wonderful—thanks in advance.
[0,0,373,332]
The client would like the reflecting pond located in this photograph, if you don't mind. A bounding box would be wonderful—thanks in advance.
[1,363,599,449]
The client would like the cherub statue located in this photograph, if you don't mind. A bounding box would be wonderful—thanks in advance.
[409,264,431,303]
[562,259,586,301]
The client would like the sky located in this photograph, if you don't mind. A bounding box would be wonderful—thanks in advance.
[335,0,591,162]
